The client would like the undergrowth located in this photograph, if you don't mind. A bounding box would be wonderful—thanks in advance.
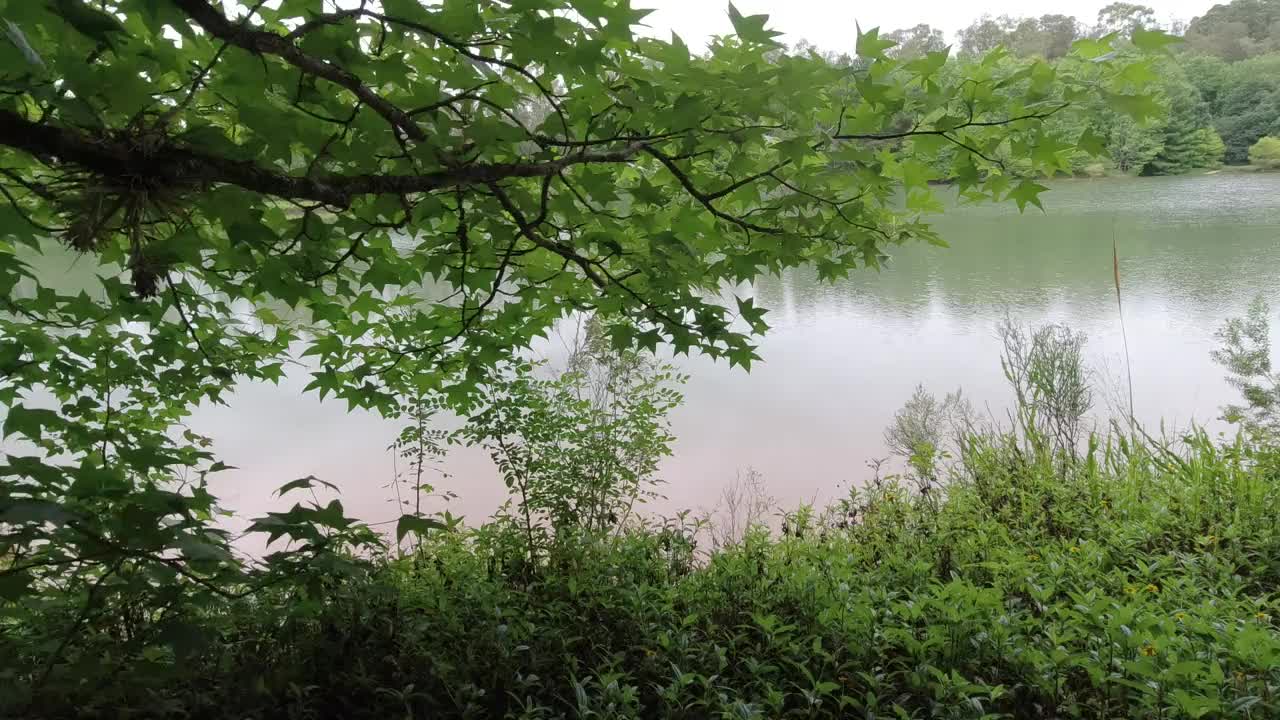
[7,308,1280,719]
[6,428,1280,719]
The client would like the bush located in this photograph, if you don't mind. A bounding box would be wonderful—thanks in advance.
[1213,295,1280,436]
[1248,135,1280,168]
[9,319,1280,719]
[998,318,1093,457]
[8,423,1280,719]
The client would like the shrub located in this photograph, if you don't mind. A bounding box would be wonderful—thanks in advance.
[998,318,1093,457]
[10,425,1280,720]
[1213,295,1280,437]
[1247,135,1280,168]
[10,320,1280,719]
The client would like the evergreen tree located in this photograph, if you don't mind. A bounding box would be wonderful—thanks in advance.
[1144,72,1214,174]
[1108,114,1163,173]
[1193,127,1227,167]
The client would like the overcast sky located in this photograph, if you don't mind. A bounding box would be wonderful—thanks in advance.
[634,0,1219,50]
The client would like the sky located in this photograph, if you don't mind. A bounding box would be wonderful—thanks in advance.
[633,0,1220,50]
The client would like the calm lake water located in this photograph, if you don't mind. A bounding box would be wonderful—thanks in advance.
[191,172,1280,528]
[22,174,1280,529]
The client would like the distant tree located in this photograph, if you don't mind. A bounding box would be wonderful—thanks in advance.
[1107,114,1163,173]
[1216,75,1280,163]
[1180,54,1231,114]
[1144,68,1216,174]
[1188,20,1259,60]
[1007,15,1078,59]
[791,38,856,67]
[958,14,1082,59]
[1194,127,1228,167]
[1249,136,1280,167]
[1186,0,1280,60]
[1035,14,1085,58]
[885,24,948,60]
[1095,3,1158,36]
[958,15,1018,57]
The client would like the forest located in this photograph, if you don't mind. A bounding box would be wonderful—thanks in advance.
[875,0,1280,174]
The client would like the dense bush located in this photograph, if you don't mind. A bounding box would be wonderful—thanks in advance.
[8,306,1280,719]
[1248,136,1280,168]
[6,424,1280,719]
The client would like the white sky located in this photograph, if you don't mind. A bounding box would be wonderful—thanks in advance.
[634,0,1218,50]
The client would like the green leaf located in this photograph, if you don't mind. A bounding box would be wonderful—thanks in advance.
[396,514,446,543]
[2,405,60,441]
[1078,127,1108,157]
[159,620,210,659]
[176,534,234,562]
[46,0,128,48]
[1071,32,1119,59]
[1008,180,1049,212]
[275,475,341,497]
[856,25,896,60]
[3,20,44,68]
[726,2,782,45]
[0,499,70,525]
[1131,28,1181,53]
[0,340,23,372]
[1106,92,1163,123]
[736,296,768,333]
[0,570,33,600]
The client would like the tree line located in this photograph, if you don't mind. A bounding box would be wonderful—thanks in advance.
[879,0,1280,174]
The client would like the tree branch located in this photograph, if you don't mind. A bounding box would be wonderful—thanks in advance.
[833,106,1068,141]
[170,0,425,141]
[0,109,647,208]
[642,146,782,236]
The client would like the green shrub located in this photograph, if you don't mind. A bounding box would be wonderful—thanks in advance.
[7,423,1280,719]
[9,318,1280,719]
[1213,295,1280,437]
[1247,135,1280,168]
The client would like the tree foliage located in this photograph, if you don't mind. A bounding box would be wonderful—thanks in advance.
[1094,3,1159,38]
[1186,0,1280,60]
[937,0,1280,170]
[1213,295,1280,435]
[957,14,1082,60]
[462,320,683,551]
[883,24,947,60]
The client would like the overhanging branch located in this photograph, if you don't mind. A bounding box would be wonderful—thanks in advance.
[833,105,1069,141]
[171,0,425,141]
[0,109,646,207]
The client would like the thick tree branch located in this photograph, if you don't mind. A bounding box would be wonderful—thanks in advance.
[0,109,646,207]
[170,0,425,141]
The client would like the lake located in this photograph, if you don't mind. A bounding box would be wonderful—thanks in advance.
[56,174,1280,529]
